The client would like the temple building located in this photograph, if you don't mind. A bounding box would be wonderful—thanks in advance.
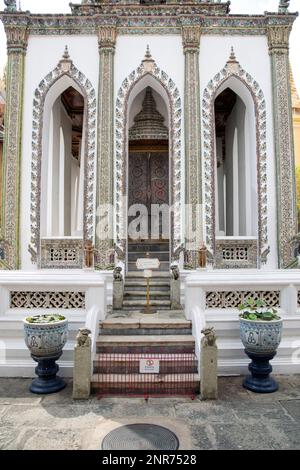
[0,0,300,384]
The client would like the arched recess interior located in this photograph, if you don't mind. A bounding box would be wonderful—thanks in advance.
[40,76,86,239]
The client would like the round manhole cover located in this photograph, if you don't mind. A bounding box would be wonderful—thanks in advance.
[102,424,179,450]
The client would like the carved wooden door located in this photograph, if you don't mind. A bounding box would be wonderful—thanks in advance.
[128,152,169,240]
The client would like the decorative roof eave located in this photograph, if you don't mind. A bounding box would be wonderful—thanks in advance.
[0,10,298,37]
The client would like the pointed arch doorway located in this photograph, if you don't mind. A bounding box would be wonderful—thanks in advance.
[127,86,170,272]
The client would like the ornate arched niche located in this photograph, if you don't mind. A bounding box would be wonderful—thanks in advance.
[29,47,96,268]
[115,47,183,264]
[202,49,269,268]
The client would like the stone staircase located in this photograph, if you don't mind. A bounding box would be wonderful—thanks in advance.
[122,272,171,311]
[91,315,199,396]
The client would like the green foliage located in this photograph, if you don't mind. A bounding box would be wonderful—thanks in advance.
[26,314,66,324]
[238,298,280,322]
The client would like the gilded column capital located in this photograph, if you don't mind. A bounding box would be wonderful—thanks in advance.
[182,25,201,54]
[98,25,117,52]
[5,25,29,53]
[1,13,30,54]
[267,25,292,54]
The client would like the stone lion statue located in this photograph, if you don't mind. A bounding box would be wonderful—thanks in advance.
[76,328,91,347]
[201,327,217,347]
[113,266,123,281]
[170,264,180,281]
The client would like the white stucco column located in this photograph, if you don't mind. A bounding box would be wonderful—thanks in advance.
[51,100,61,236]
[77,137,85,234]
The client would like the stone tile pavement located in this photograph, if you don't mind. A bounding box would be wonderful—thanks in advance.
[0,376,300,450]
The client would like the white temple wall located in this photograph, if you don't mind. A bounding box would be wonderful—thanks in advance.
[200,35,277,269]
[20,36,99,270]
[19,32,277,270]
[224,97,249,237]
[60,105,72,236]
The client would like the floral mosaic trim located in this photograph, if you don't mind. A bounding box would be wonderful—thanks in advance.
[70,3,230,17]
[1,10,297,37]
[30,48,96,267]
[202,49,268,266]
[115,48,182,261]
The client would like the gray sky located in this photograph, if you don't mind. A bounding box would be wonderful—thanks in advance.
[0,0,299,92]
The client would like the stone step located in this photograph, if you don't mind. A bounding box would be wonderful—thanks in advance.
[124,278,170,291]
[124,284,170,293]
[99,327,191,336]
[126,272,170,279]
[91,373,199,395]
[122,307,170,312]
[128,251,170,262]
[123,299,171,307]
[110,310,185,318]
[124,290,170,299]
[100,317,190,335]
[93,354,198,374]
[96,335,195,354]
[100,318,191,329]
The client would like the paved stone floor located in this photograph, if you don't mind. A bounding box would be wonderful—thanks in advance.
[0,376,300,450]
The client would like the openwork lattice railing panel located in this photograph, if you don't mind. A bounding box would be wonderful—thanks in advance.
[215,239,258,269]
[41,238,83,269]
[10,291,86,309]
[206,291,280,309]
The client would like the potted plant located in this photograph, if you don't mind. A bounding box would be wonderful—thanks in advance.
[24,314,68,394]
[238,298,283,393]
